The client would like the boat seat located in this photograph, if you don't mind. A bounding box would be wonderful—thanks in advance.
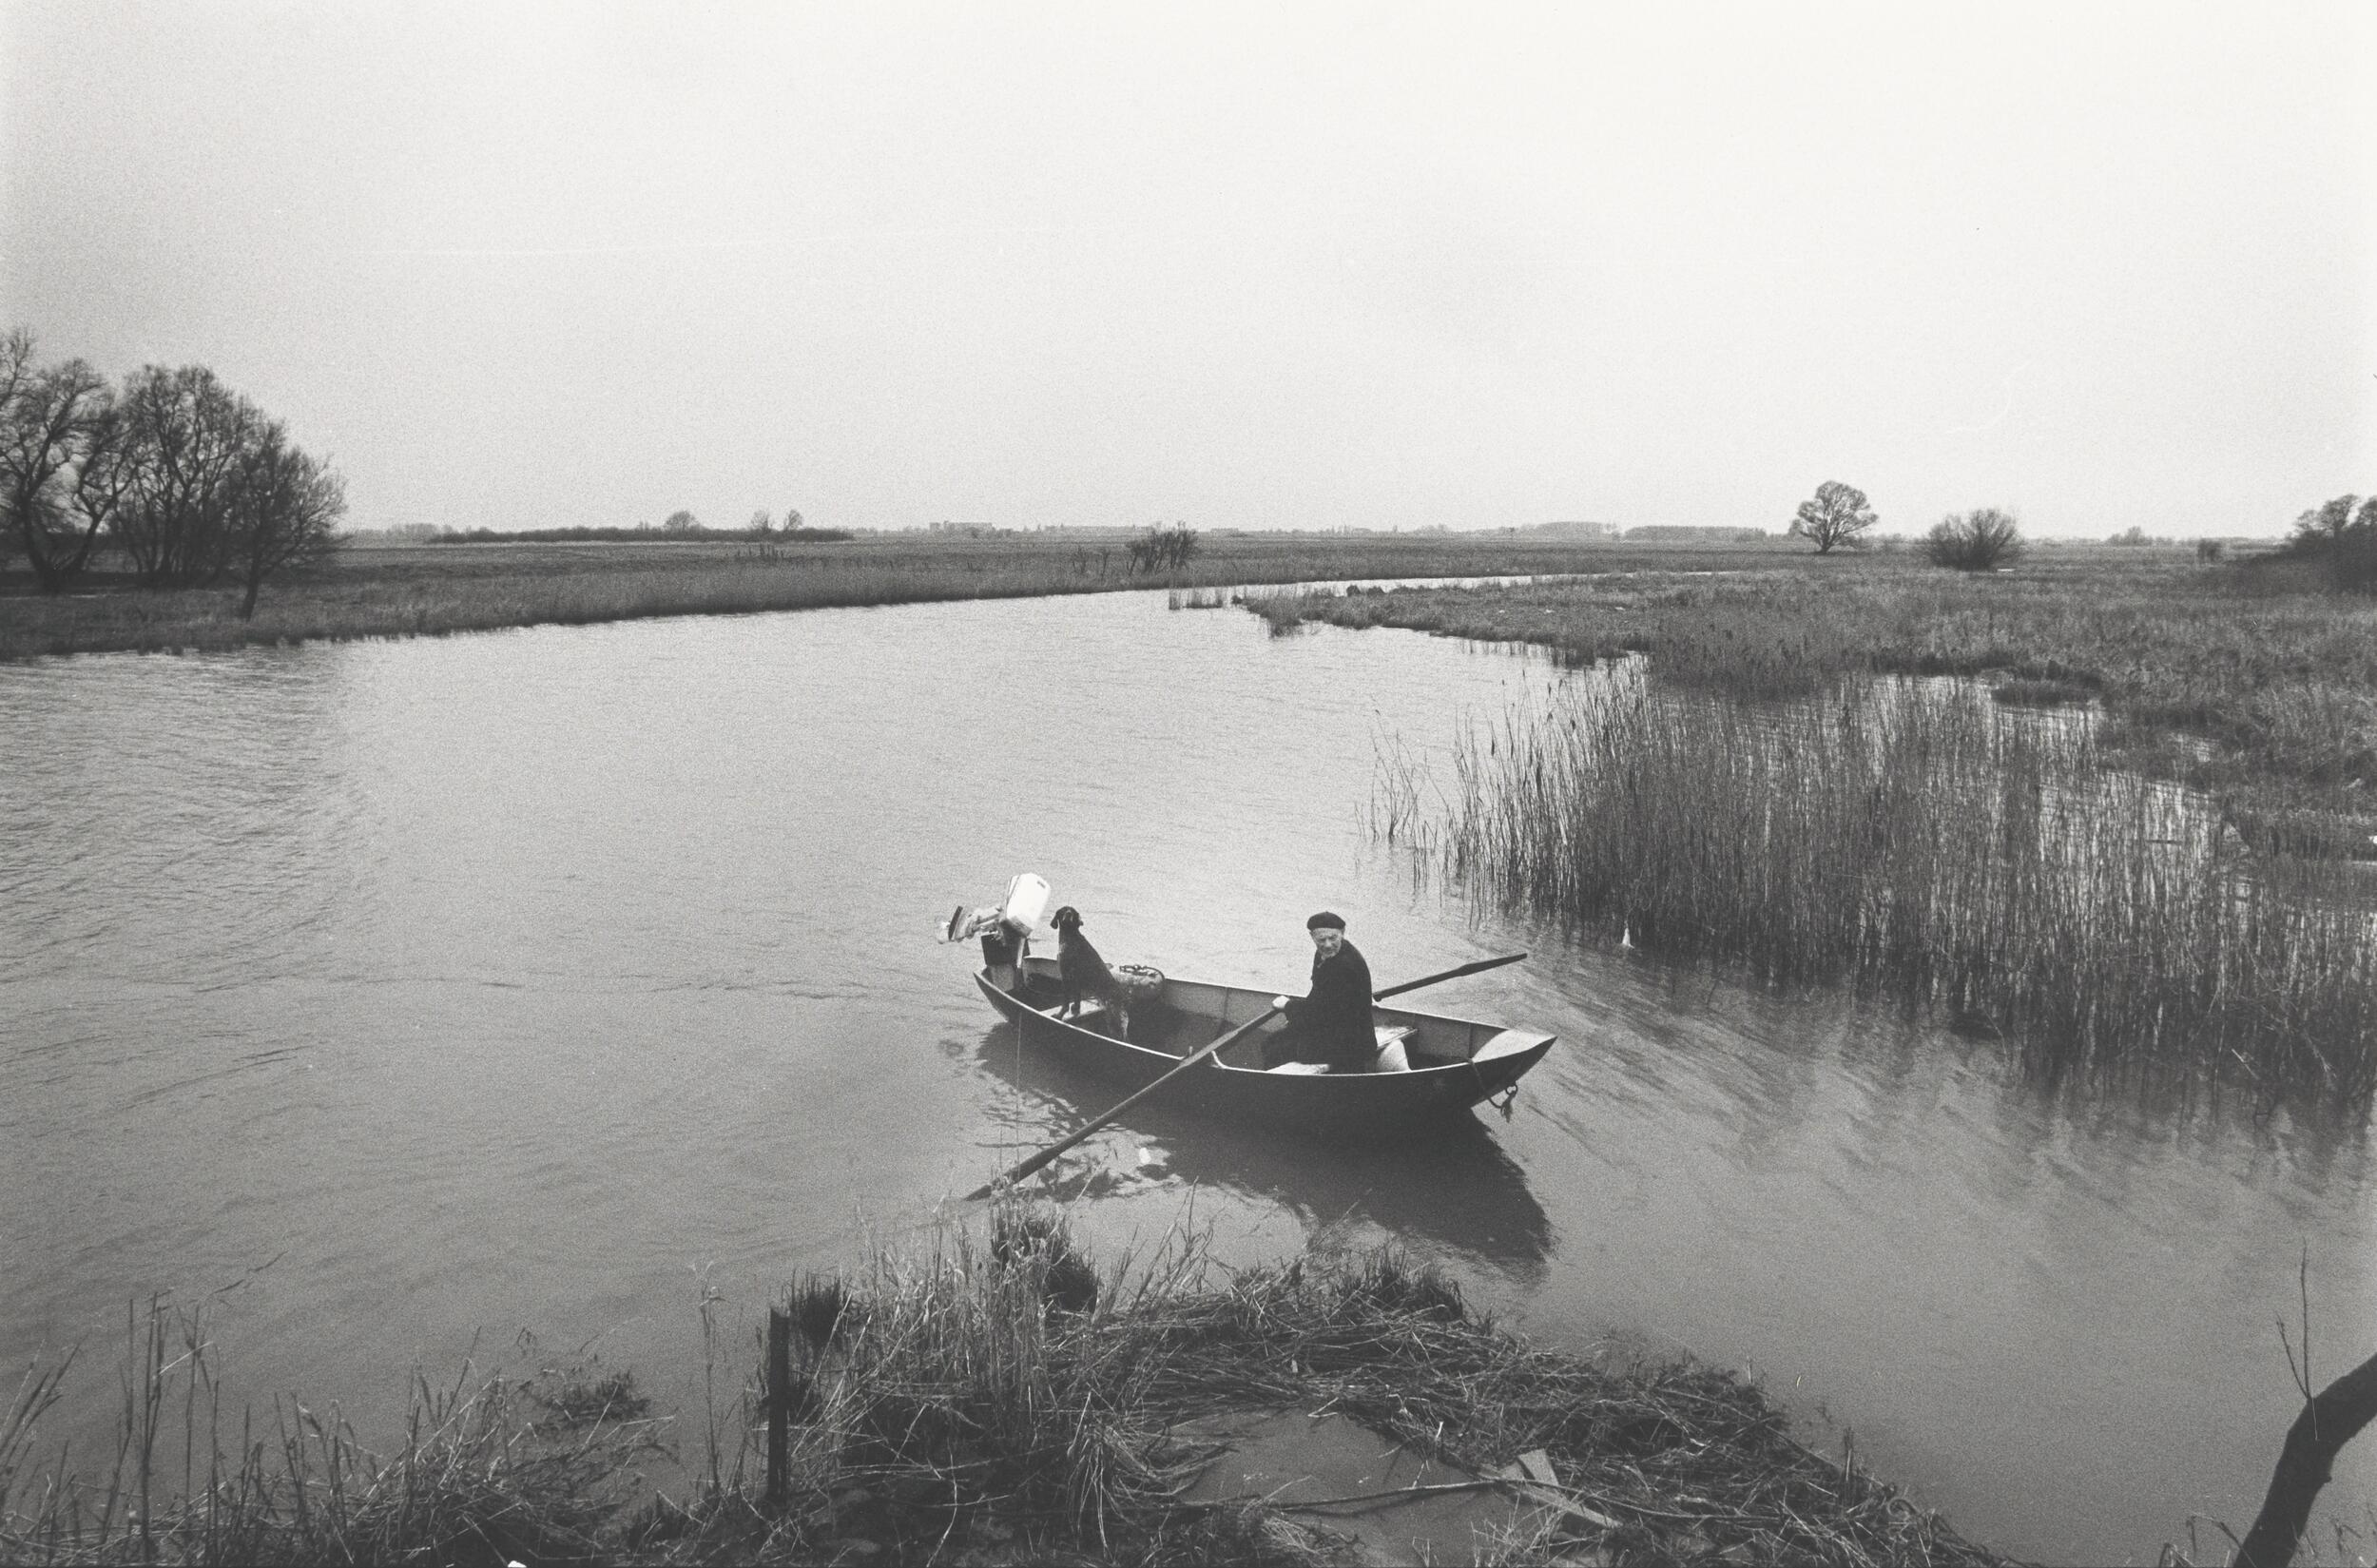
[1267,1027,1420,1075]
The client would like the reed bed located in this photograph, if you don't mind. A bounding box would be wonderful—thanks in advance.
[2,1214,2011,1566]
[1425,678,2377,1105]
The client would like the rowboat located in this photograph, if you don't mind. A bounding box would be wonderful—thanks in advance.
[975,957,1556,1131]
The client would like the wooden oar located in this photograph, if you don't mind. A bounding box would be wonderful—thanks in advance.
[964,950,1526,1202]
[1369,950,1528,1001]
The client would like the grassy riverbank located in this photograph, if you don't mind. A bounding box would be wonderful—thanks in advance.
[1255,550,2377,855]
[0,533,1808,662]
[2,1216,2009,1566]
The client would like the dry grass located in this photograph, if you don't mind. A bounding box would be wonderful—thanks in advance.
[2,1214,2013,1566]
[0,1297,662,1566]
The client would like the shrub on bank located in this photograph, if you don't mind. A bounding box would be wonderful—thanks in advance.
[2280,494,2377,594]
[1925,509,2023,571]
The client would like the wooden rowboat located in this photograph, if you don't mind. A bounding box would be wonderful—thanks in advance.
[975,957,1556,1131]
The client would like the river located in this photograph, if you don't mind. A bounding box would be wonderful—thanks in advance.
[3,588,2371,1563]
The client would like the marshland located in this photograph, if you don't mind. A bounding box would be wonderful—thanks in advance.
[1251,548,2377,1109]
[6,569,2374,1563]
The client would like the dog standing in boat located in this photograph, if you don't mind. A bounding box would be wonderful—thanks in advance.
[1049,906,1128,1036]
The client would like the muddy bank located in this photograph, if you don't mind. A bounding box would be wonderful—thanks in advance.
[3,1214,2014,1566]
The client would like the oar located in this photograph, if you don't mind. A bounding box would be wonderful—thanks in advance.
[1369,950,1528,1002]
[964,951,1526,1201]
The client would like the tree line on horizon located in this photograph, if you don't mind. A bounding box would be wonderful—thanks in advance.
[1,331,345,617]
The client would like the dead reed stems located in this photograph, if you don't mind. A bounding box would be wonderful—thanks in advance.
[2,1214,2011,1566]
[0,1295,661,1566]
[1431,677,2377,1106]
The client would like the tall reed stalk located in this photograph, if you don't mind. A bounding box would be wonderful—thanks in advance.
[1436,678,2377,1103]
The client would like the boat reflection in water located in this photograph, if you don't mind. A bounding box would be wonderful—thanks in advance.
[970,1022,1554,1285]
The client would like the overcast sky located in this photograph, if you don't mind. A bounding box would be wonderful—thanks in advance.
[4,2,2370,536]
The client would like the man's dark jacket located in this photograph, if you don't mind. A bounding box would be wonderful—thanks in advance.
[1283,939,1376,1072]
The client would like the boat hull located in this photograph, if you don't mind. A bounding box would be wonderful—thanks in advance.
[974,965,1555,1132]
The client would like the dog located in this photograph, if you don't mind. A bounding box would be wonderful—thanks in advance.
[1048,905,1127,1036]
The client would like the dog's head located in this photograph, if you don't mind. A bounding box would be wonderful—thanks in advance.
[1050,905,1083,934]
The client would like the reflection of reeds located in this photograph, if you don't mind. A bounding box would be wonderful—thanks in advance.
[5,1212,2010,1564]
[1437,679,2376,1104]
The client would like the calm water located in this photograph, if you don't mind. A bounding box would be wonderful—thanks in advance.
[3,590,2372,1564]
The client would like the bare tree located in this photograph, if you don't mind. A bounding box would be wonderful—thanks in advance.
[663,508,698,533]
[226,423,345,618]
[1127,522,1199,572]
[0,331,120,591]
[111,365,262,587]
[748,508,774,535]
[1789,480,1878,554]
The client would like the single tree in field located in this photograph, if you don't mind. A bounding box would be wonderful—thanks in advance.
[0,331,120,591]
[226,424,345,617]
[1789,481,1878,553]
[748,508,774,535]
[663,509,698,533]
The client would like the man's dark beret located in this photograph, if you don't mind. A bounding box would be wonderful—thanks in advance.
[1305,911,1346,931]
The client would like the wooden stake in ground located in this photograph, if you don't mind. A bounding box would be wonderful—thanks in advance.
[765,1308,791,1506]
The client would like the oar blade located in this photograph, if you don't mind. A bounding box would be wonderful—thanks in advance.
[962,1002,1281,1202]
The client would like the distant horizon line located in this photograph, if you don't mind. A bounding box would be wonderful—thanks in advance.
[333,520,2287,544]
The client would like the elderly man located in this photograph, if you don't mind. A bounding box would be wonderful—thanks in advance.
[1264,911,1378,1073]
